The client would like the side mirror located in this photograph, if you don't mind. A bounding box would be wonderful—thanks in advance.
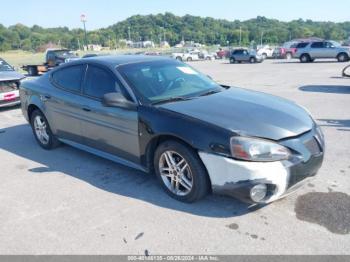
[102,92,136,110]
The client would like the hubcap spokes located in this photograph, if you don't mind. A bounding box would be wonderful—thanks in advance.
[159,151,193,196]
[34,116,49,145]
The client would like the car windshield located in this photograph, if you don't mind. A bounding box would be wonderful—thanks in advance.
[0,59,14,72]
[329,41,341,47]
[53,50,76,57]
[118,60,223,104]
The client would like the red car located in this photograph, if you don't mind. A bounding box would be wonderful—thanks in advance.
[216,49,230,59]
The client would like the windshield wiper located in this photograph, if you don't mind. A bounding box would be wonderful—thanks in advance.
[152,96,192,105]
[198,89,221,97]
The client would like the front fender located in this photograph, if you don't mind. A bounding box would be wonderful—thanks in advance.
[138,105,234,168]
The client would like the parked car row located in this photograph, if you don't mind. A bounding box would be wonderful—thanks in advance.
[171,50,217,62]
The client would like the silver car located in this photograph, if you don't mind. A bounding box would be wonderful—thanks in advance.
[294,41,350,63]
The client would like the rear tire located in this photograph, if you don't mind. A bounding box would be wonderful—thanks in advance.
[337,53,349,62]
[187,57,193,62]
[30,110,60,150]
[300,54,311,63]
[229,58,236,64]
[262,53,267,60]
[286,53,292,60]
[154,140,210,203]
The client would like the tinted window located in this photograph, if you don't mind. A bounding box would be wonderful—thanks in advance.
[233,50,243,55]
[52,65,83,92]
[296,42,309,48]
[311,42,324,48]
[84,65,118,99]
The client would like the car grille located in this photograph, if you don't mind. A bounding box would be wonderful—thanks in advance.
[304,137,321,155]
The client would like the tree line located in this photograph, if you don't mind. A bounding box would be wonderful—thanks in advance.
[0,13,349,52]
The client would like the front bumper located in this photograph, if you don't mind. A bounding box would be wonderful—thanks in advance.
[199,129,324,204]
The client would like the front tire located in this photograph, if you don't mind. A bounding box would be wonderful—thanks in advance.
[250,57,256,63]
[229,57,235,64]
[30,110,60,150]
[154,140,210,203]
[337,53,349,62]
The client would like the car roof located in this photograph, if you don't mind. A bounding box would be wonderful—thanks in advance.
[81,55,170,67]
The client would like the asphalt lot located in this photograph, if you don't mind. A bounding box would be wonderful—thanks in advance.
[0,59,349,255]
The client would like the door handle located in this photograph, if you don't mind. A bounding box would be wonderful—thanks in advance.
[82,107,91,112]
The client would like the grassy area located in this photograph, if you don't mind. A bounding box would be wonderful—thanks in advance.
[0,48,170,73]
[0,51,44,72]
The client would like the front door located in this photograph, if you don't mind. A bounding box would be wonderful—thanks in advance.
[79,64,140,164]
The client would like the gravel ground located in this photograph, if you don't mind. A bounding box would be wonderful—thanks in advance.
[0,59,349,255]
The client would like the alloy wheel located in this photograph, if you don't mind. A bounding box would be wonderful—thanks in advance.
[159,151,193,196]
[33,115,50,145]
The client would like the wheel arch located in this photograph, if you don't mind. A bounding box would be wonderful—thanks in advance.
[145,133,213,192]
[27,96,45,121]
[145,133,197,170]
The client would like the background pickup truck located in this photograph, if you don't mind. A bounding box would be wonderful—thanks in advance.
[22,49,80,76]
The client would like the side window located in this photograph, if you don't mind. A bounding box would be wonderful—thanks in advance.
[325,42,334,48]
[296,42,309,48]
[84,65,119,99]
[52,65,84,93]
[311,42,324,48]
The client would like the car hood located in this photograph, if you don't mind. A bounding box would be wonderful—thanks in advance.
[159,88,313,140]
[0,71,25,82]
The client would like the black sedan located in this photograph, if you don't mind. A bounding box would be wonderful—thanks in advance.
[20,56,324,204]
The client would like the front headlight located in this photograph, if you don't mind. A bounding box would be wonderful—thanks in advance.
[230,137,291,162]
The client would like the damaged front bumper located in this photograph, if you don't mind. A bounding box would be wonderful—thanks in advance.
[199,128,324,204]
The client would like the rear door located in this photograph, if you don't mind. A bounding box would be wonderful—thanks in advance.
[46,64,86,143]
[79,64,140,164]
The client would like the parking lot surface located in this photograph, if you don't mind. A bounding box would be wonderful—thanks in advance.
[0,59,349,254]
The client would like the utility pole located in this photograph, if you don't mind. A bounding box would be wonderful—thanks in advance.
[239,26,242,46]
[80,14,88,50]
[128,26,131,41]
[260,31,264,46]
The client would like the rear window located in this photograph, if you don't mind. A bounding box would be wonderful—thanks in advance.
[52,65,84,93]
[296,42,309,48]
[0,59,14,72]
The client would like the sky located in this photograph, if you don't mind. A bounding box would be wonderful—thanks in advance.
[1,0,349,30]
